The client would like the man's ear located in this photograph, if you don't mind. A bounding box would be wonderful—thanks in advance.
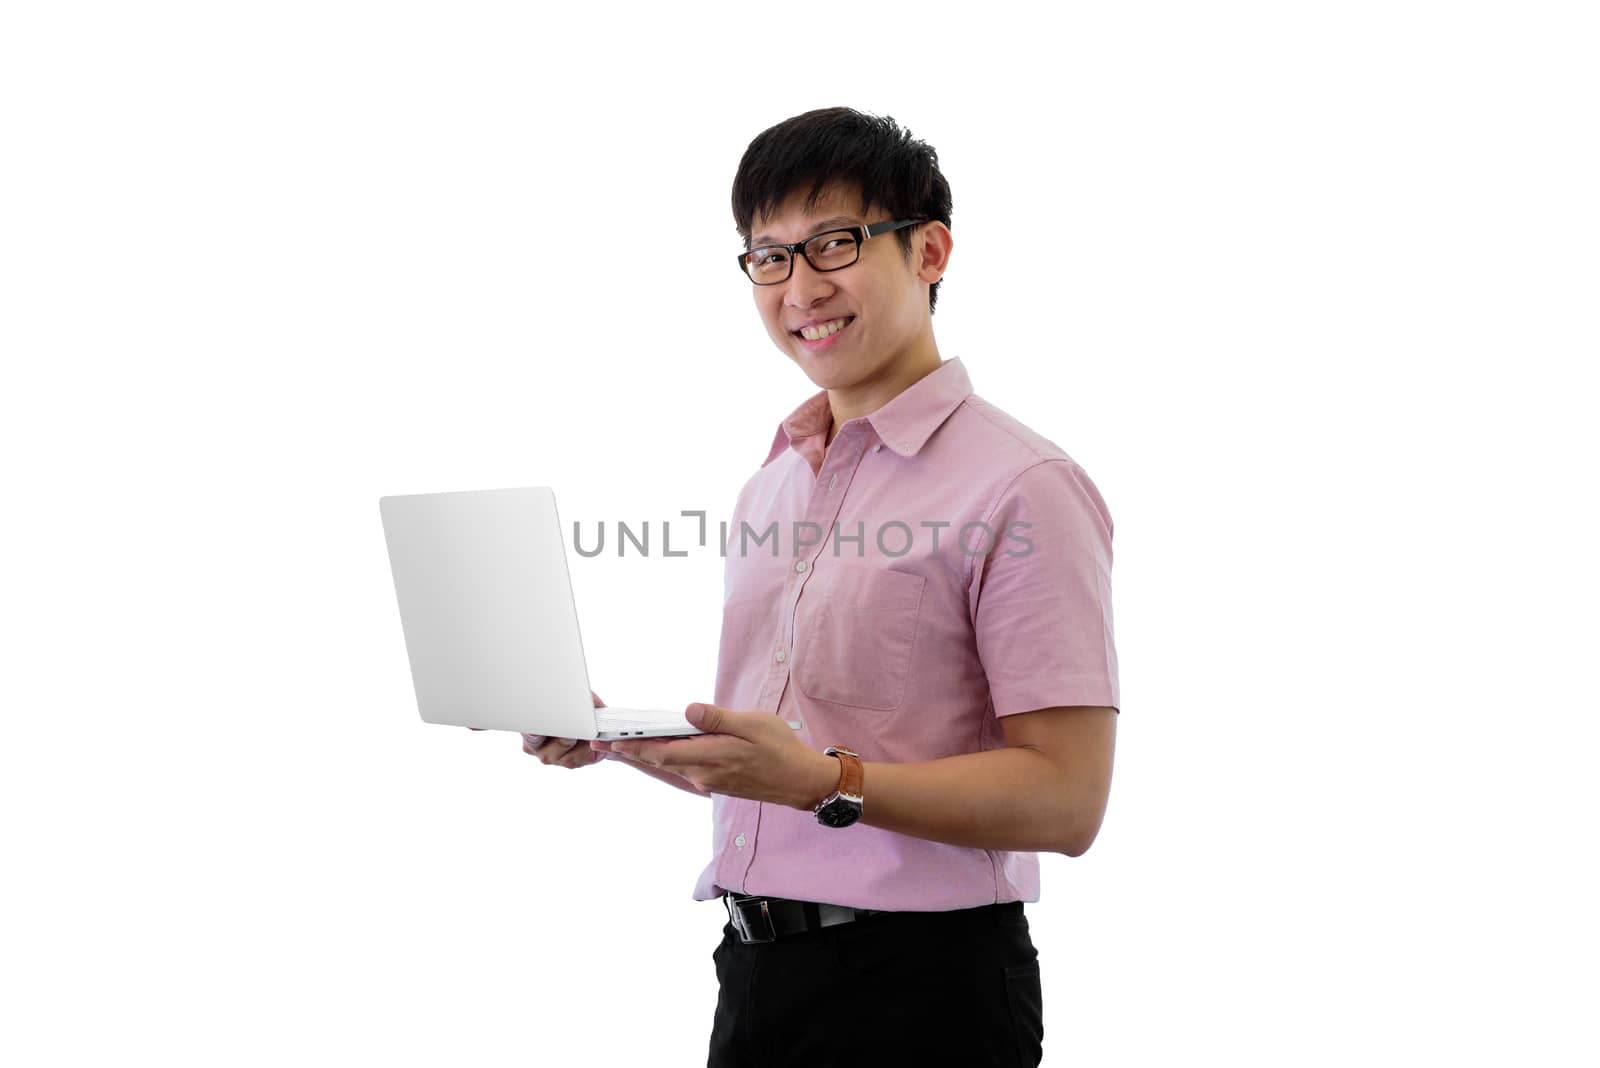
[916,221,953,285]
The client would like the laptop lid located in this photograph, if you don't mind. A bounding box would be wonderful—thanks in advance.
[378,485,598,738]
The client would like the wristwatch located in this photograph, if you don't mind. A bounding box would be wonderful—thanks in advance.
[813,746,864,828]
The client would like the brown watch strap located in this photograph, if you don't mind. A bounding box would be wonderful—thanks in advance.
[830,747,864,801]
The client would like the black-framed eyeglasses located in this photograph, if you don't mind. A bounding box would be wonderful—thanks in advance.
[737,218,928,285]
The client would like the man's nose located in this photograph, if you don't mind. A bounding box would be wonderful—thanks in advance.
[782,254,835,308]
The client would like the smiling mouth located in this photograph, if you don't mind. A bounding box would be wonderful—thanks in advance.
[793,316,855,341]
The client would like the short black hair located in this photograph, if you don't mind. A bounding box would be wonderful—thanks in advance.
[732,106,953,314]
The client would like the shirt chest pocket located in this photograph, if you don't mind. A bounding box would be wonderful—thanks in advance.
[795,564,927,712]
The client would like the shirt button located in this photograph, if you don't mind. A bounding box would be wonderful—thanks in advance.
[775,649,787,663]
[735,834,747,848]
[795,560,807,573]
[873,443,883,453]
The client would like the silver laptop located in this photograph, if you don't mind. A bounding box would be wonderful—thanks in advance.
[379,485,768,740]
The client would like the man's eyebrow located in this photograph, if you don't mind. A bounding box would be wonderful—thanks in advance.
[751,216,859,247]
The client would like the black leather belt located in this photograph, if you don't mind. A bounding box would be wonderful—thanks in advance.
[722,891,886,944]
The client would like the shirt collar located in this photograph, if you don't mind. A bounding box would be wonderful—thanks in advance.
[761,357,975,469]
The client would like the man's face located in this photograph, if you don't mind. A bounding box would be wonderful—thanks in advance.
[747,183,933,392]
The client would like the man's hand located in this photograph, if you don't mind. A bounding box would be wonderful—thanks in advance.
[590,704,838,809]
[520,689,608,768]
[466,691,608,770]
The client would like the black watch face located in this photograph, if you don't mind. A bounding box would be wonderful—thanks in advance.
[819,800,862,828]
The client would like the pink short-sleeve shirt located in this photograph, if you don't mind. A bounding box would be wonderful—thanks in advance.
[692,357,1120,911]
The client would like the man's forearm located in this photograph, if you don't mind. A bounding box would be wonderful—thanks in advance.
[603,751,709,798]
[810,747,1096,855]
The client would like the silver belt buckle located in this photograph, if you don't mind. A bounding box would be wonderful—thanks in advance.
[725,894,776,944]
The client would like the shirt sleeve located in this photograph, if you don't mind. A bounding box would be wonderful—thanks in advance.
[967,459,1120,716]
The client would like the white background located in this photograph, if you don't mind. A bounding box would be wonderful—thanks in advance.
[2,2,1595,1064]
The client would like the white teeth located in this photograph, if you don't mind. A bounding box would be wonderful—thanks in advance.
[799,318,850,341]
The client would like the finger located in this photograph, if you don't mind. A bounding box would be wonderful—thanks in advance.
[559,746,603,769]
[619,734,726,764]
[542,737,600,769]
[609,740,649,764]
[531,737,580,763]
[614,739,684,768]
[520,733,601,768]
[590,690,606,708]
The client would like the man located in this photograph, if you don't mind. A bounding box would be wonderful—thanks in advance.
[525,107,1119,1067]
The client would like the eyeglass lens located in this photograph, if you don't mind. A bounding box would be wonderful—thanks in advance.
[746,230,859,284]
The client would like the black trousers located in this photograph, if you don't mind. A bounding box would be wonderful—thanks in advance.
[707,898,1044,1067]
